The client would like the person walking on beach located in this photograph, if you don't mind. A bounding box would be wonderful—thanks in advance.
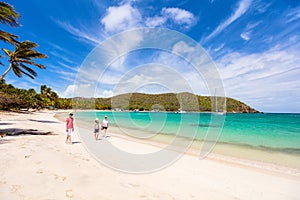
[94,118,100,140]
[66,112,74,144]
[102,116,109,138]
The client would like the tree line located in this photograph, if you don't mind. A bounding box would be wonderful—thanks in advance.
[0,80,259,113]
[0,80,72,110]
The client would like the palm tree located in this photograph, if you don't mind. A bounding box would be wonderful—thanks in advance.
[0,2,20,45]
[0,40,47,80]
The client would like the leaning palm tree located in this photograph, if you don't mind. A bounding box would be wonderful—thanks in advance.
[0,40,47,80]
[0,2,20,45]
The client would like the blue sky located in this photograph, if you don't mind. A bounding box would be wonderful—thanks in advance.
[1,0,300,113]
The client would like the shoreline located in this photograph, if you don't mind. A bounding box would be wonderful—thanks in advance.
[1,110,300,199]
[55,111,300,175]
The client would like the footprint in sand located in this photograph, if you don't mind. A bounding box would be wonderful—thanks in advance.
[66,189,74,198]
[81,157,90,162]
[36,169,44,174]
[53,174,67,181]
[11,184,22,193]
[121,182,140,188]
[24,154,31,158]
[0,180,7,185]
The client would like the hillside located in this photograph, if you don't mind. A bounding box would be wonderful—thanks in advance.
[0,81,259,113]
[79,92,259,113]
[111,93,259,113]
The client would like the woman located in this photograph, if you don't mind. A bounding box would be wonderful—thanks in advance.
[65,112,74,144]
[102,116,109,138]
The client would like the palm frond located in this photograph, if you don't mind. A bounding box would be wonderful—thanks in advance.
[0,30,18,45]
[0,53,3,65]
[34,63,46,69]
[11,64,21,77]
[0,2,20,27]
[17,51,47,59]
[19,68,35,79]
[1,48,11,56]
[18,41,38,49]
[20,63,37,77]
[14,59,34,65]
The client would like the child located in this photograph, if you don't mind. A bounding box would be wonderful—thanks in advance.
[94,118,100,140]
[66,112,74,144]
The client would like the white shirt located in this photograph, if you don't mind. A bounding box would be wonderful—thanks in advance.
[102,119,108,127]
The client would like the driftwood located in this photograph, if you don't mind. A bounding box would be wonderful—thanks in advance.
[0,128,52,136]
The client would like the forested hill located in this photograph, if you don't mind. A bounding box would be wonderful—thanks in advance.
[0,80,259,113]
[87,92,259,113]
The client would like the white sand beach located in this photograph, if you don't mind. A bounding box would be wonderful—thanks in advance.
[0,111,300,200]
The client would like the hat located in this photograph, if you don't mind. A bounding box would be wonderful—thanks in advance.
[95,118,99,121]
[104,116,108,118]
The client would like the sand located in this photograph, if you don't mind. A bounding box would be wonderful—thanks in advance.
[0,111,300,200]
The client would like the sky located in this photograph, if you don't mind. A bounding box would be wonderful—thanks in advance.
[1,0,300,113]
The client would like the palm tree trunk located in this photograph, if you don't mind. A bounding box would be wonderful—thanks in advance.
[0,63,12,81]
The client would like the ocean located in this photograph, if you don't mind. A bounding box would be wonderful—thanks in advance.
[71,111,300,169]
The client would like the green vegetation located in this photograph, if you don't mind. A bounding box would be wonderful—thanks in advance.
[0,80,259,113]
[0,80,71,110]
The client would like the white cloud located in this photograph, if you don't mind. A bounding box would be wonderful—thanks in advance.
[102,90,114,97]
[253,1,272,14]
[49,51,75,65]
[94,89,114,98]
[213,43,225,52]
[61,84,75,98]
[98,71,123,85]
[62,83,94,98]
[57,61,79,72]
[145,16,166,27]
[215,42,300,112]
[286,6,300,23]
[100,29,144,71]
[139,7,196,29]
[100,5,196,31]
[172,41,196,55]
[240,21,261,41]
[161,7,196,28]
[203,0,252,43]
[54,20,101,45]
[101,4,142,33]
[60,84,114,98]
[240,31,250,40]
[111,64,197,95]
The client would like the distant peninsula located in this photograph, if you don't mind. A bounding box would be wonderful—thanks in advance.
[74,92,259,113]
[0,81,259,113]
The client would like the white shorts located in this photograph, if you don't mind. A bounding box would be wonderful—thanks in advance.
[67,128,72,136]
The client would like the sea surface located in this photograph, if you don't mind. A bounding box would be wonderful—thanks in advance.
[74,111,300,154]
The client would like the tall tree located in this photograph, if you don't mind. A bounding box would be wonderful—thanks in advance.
[0,1,19,45]
[0,40,47,80]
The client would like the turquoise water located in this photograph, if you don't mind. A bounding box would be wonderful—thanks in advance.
[75,111,300,152]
